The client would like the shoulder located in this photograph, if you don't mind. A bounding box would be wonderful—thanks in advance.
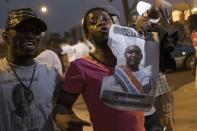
[45,49,59,57]
[69,57,102,70]
[36,49,59,60]
[69,58,89,68]
[35,50,62,73]
[36,62,60,77]
[0,58,11,72]
[136,66,152,78]
[66,58,96,76]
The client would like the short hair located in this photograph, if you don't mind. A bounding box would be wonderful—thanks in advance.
[188,14,197,32]
[125,45,143,59]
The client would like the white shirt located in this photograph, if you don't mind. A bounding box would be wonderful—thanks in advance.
[35,49,62,75]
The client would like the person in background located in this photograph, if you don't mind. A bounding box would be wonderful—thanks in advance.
[35,49,63,75]
[188,14,197,85]
[59,41,91,75]
[152,1,177,130]
[52,6,151,131]
[35,32,63,75]
[153,0,173,25]
[129,7,163,130]
[1,7,62,131]
[129,1,177,130]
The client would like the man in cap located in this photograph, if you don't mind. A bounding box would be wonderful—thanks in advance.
[52,6,150,131]
[1,7,62,131]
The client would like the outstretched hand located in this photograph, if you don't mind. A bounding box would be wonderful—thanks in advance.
[55,112,91,131]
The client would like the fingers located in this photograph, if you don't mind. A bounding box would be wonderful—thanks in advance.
[68,115,91,127]
[62,118,91,131]
[66,123,83,131]
[139,22,149,35]
[55,114,71,129]
[55,113,91,131]
[69,118,91,127]
[67,120,90,131]
[80,120,91,127]
[139,21,152,35]
[134,17,152,35]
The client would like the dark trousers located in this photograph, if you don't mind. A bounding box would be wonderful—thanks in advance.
[145,112,163,131]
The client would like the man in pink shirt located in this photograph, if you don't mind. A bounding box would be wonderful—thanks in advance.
[52,6,148,131]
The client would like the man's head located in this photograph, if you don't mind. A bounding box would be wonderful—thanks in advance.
[3,8,47,63]
[153,0,173,25]
[82,6,120,47]
[188,14,197,33]
[124,45,142,70]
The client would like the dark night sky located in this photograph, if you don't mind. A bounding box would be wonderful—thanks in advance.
[0,0,193,34]
[0,0,125,34]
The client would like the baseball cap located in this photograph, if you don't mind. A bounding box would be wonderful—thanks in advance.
[5,7,47,32]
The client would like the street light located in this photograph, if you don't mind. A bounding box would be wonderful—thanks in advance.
[40,6,48,14]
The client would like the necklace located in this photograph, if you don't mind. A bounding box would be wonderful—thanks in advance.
[9,63,36,102]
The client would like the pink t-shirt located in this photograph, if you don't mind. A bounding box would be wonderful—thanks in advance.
[63,57,145,131]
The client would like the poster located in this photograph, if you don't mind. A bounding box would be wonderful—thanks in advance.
[100,25,159,111]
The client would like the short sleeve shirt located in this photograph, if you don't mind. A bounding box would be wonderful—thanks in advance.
[63,57,145,131]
